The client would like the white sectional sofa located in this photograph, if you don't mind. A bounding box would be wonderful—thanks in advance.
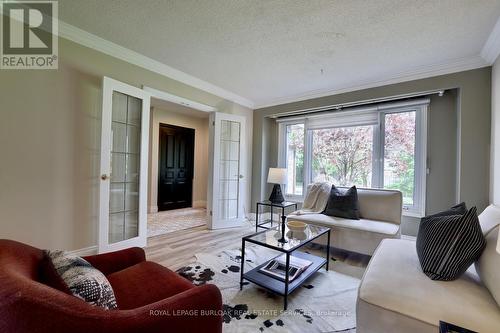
[288,186,403,255]
[357,204,500,333]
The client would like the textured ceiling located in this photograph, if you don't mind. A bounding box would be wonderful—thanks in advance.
[58,0,500,108]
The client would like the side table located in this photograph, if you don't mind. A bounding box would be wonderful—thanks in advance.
[255,201,298,232]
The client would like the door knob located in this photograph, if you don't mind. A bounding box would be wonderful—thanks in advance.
[239,175,244,179]
[101,174,109,180]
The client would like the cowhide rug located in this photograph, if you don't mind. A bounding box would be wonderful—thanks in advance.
[176,245,359,333]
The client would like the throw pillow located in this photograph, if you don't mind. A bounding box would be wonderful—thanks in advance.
[323,185,360,220]
[44,250,118,309]
[426,202,467,218]
[416,206,486,281]
[39,253,72,294]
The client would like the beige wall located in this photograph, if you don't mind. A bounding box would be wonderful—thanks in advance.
[148,107,209,211]
[253,67,491,236]
[492,56,500,205]
[0,37,253,251]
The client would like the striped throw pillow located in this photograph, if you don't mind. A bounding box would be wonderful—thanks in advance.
[416,207,486,281]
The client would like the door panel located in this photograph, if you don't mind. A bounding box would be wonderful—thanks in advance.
[158,124,194,211]
[99,77,150,253]
[208,112,246,229]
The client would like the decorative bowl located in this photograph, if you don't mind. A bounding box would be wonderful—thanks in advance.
[287,220,307,232]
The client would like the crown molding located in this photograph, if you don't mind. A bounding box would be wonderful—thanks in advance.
[58,20,254,109]
[255,55,489,109]
[481,17,500,65]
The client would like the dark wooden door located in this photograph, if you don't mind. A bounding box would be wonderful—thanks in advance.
[158,124,195,211]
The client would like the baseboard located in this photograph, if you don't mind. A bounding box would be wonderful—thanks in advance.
[149,205,158,213]
[67,245,98,256]
[193,200,207,208]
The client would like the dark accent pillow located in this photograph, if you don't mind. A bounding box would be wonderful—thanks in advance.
[426,202,467,218]
[323,185,360,220]
[416,207,486,281]
[44,250,118,310]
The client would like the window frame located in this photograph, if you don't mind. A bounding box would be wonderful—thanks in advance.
[277,99,429,217]
[278,120,306,200]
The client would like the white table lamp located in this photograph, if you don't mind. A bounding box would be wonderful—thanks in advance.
[267,168,287,203]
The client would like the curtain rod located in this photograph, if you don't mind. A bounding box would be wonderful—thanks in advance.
[269,89,446,119]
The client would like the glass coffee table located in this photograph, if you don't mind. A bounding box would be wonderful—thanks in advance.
[240,224,331,310]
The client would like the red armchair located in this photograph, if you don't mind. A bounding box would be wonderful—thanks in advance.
[0,239,223,333]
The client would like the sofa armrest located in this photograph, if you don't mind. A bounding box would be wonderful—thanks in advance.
[83,247,146,275]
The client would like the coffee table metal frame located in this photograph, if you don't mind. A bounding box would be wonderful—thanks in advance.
[239,225,331,310]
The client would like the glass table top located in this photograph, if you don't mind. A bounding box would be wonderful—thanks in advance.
[258,200,298,208]
[244,224,330,252]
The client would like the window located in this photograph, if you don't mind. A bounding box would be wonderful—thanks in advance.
[383,111,416,206]
[284,123,304,196]
[311,125,374,187]
[278,99,428,216]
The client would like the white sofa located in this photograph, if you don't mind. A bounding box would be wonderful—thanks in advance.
[288,187,403,255]
[357,204,500,333]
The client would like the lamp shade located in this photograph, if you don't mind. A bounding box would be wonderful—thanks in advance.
[267,168,287,184]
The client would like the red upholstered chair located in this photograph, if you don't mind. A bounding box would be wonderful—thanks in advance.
[0,239,223,333]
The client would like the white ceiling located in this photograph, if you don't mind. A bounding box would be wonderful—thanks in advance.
[58,0,500,108]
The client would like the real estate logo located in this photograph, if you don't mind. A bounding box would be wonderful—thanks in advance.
[1,1,58,69]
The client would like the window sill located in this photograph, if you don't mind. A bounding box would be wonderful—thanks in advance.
[402,211,424,219]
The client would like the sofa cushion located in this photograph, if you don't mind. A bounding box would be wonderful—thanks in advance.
[107,261,194,310]
[355,188,402,224]
[479,204,500,235]
[288,213,399,235]
[416,207,486,281]
[44,250,118,310]
[359,239,500,332]
[475,224,500,307]
[324,185,360,219]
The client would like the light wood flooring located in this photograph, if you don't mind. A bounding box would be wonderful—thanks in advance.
[145,223,371,279]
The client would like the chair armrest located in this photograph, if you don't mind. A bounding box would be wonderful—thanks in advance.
[9,282,221,333]
[126,284,223,333]
[83,247,146,275]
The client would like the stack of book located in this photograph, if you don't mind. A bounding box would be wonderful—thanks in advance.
[259,254,313,282]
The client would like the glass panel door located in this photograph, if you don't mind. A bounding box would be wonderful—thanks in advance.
[109,92,141,243]
[99,77,150,253]
[219,120,241,219]
[209,112,246,229]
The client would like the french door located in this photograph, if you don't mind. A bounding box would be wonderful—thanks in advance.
[98,77,150,253]
[208,112,247,229]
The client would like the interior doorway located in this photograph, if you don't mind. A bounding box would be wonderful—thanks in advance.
[158,124,195,211]
[147,96,210,237]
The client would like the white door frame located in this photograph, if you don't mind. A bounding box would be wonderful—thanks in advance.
[208,112,247,229]
[99,77,151,253]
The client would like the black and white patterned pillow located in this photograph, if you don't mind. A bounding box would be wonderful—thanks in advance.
[416,207,486,281]
[44,250,118,309]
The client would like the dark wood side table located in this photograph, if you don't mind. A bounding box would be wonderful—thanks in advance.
[255,201,298,232]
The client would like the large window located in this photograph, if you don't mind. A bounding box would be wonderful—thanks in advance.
[279,99,428,216]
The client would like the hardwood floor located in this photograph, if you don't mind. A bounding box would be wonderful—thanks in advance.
[145,222,371,279]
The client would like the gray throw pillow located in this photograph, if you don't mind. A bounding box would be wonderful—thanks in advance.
[323,185,360,220]
[44,250,118,310]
